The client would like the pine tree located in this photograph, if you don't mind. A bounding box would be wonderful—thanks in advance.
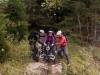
[7,0,26,22]
[0,0,9,63]
[6,0,27,41]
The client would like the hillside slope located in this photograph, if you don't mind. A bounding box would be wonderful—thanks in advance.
[0,40,100,75]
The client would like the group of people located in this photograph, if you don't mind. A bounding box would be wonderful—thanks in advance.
[28,28,70,65]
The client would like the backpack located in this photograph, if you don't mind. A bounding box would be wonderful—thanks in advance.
[28,31,38,40]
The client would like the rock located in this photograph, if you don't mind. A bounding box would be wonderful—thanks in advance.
[26,62,62,75]
[51,63,62,74]
[26,62,48,75]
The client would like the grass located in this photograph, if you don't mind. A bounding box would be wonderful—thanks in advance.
[92,48,100,60]
[0,40,31,75]
[0,39,100,75]
[60,43,100,75]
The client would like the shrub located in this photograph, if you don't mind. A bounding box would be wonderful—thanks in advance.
[5,21,27,42]
[0,33,9,63]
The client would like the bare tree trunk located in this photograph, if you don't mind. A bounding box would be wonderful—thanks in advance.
[93,2,97,46]
[90,18,94,46]
[77,13,82,43]
[87,22,89,43]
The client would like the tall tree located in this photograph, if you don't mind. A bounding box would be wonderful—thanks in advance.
[6,0,27,41]
[72,1,88,42]
[7,0,26,22]
[0,0,9,63]
[0,0,8,30]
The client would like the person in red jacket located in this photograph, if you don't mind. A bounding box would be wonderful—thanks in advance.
[55,30,70,65]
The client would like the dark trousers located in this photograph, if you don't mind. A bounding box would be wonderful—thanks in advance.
[30,43,38,59]
[58,46,70,64]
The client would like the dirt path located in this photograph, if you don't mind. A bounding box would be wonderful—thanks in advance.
[25,61,62,75]
[82,47,100,69]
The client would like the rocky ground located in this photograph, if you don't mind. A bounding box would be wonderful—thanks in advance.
[25,61,62,75]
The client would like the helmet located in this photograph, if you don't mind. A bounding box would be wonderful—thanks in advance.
[48,30,53,33]
[56,30,62,35]
[40,30,44,34]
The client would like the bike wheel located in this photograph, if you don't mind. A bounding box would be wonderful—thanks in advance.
[46,55,50,63]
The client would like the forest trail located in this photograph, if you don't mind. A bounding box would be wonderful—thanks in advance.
[25,61,62,75]
[82,47,100,67]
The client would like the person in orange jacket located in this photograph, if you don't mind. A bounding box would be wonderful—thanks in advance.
[55,30,70,65]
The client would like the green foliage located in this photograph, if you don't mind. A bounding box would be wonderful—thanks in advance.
[6,21,28,41]
[0,40,30,75]
[0,0,8,30]
[16,22,28,41]
[0,14,8,30]
[7,0,26,22]
[67,34,81,44]
[0,32,9,63]
[5,0,27,41]
[73,1,88,14]
[0,0,9,63]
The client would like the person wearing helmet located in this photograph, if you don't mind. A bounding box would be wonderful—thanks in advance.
[28,30,45,61]
[55,30,70,65]
[44,30,55,55]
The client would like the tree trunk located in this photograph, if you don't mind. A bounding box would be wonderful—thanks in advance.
[94,9,97,46]
[77,13,82,43]
[87,22,89,43]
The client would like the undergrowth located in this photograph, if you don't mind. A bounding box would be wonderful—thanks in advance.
[92,48,100,61]
[60,43,100,75]
[0,40,31,75]
[0,38,100,75]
